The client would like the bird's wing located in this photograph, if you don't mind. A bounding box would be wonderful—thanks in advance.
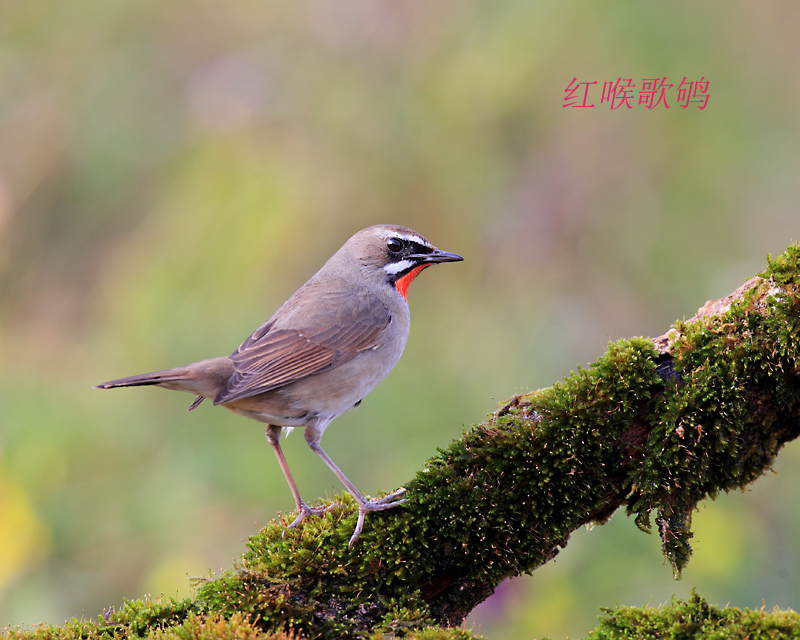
[214,301,390,405]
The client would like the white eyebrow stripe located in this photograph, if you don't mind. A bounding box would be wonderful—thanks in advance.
[379,231,430,247]
[383,259,415,275]
[395,233,429,246]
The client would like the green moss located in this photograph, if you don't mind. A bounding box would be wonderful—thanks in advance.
[404,336,669,619]
[764,244,800,287]
[590,590,800,639]
[149,612,297,640]
[185,500,435,638]
[626,244,800,574]
[0,596,195,640]
[6,595,796,640]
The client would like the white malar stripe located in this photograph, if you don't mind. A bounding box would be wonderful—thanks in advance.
[383,259,415,275]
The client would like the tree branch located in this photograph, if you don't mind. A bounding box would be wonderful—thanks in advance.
[10,245,800,640]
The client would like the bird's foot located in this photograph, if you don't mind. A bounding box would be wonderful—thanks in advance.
[347,493,407,549]
[370,487,407,505]
[284,500,339,531]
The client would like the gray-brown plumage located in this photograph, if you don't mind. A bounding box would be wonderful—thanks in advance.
[97,224,462,547]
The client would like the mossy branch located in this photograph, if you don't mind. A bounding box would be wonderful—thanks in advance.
[8,245,800,640]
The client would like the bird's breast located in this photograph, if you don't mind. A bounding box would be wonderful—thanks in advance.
[287,317,408,419]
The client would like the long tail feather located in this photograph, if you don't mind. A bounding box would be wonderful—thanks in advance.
[96,358,232,405]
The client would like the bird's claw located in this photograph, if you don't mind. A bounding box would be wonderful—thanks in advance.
[279,491,408,548]
[371,487,407,505]
[348,509,368,549]
[283,500,339,534]
[347,492,408,549]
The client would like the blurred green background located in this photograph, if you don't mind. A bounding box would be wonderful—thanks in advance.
[1,1,799,638]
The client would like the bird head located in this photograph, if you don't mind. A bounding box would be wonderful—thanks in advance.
[346,225,464,301]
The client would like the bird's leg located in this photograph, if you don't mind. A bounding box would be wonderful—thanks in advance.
[304,426,406,548]
[265,425,337,529]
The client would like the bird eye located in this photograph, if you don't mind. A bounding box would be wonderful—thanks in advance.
[386,237,404,254]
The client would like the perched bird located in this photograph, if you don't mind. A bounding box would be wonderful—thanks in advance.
[96,224,463,547]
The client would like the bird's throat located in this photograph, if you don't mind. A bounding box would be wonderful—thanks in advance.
[394,264,430,301]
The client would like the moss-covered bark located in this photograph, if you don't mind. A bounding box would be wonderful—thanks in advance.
[591,590,800,639]
[5,245,800,640]
[7,593,800,639]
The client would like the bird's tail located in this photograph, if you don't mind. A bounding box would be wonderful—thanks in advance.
[96,367,207,411]
[95,358,234,411]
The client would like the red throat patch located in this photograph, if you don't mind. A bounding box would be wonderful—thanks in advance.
[394,264,430,301]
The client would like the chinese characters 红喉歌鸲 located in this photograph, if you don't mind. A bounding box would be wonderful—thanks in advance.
[563,77,709,110]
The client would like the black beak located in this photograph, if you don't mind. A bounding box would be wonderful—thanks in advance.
[414,249,464,264]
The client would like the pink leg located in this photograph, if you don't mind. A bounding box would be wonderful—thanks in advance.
[266,425,337,529]
[304,425,406,548]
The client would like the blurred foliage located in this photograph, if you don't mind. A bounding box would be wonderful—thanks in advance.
[1,1,799,639]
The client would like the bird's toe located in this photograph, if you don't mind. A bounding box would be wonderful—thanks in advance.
[362,497,407,512]
[372,487,407,504]
[285,500,339,529]
[348,509,368,549]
